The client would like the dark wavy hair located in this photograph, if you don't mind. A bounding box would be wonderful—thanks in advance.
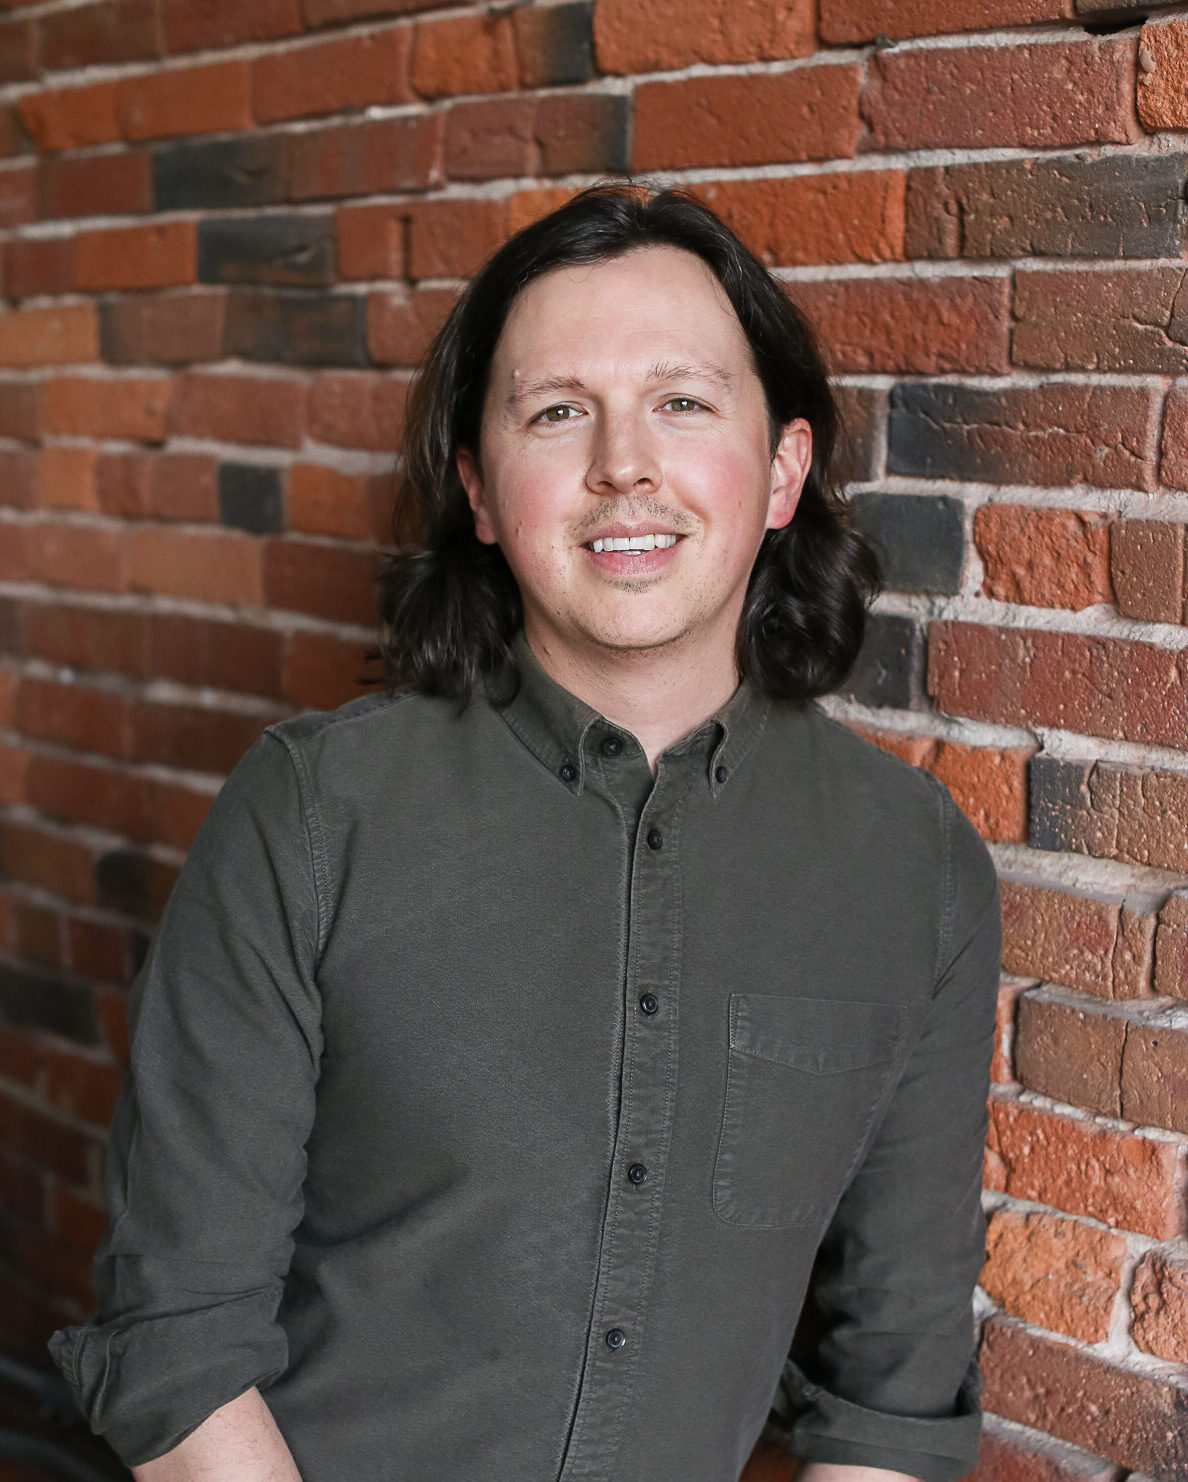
[365,181,881,702]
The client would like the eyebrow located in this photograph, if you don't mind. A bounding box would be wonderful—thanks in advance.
[503,360,737,412]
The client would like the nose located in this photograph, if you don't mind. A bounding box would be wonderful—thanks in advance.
[586,411,661,496]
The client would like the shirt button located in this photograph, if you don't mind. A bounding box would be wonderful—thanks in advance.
[605,1328,627,1350]
[601,735,623,757]
[627,1162,648,1185]
[715,765,728,784]
[559,761,577,783]
[647,828,663,851]
[639,992,659,1015]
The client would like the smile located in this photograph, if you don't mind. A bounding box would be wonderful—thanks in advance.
[587,533,681,554]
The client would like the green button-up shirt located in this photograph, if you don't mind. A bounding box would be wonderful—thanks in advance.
[49,634,1001,1482]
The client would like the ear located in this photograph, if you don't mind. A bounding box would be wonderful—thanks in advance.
[456,446,498,546]
[765,417,813,532]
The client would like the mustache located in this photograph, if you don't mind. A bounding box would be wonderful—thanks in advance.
[573,496,696,539]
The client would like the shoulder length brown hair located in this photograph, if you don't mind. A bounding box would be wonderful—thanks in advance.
[365,182,881,703]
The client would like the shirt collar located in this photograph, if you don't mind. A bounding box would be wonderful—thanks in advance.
[486,631,772,799]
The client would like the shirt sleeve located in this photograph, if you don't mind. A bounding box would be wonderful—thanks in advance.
[768,776,1002,1482]
[46,728,324,1469]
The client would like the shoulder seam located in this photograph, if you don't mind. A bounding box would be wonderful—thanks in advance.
[262,729,332,972]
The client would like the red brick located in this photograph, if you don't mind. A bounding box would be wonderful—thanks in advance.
[990,978,1028,1086]
[73,221,196,293]
[0,380,39,441]
[979,1316,1188,1477]
[162,0,302,52]
[790,275,1008,375]
[133,703,278,784]
[0,15,34,82]
[1155,893,1188,1002]
[0,304,99,367]
[1159,386,1188,490]
[37,446,100,510]
[0,1087,97,1184]
[1137,17,1188,132]
[0,103,31,160]
[129,526,265,606]
[507,185,577,235]
[1036,758,1188,878]
[149,612,286,699]
[289,462,393,540]
[100,292,227,365]
[1014,267,1188,374]
[928,622,1188,751]
[21,518,128,592]
[26,752,148,841]
[981,1207,1126,1343]
[285,628,382,711]
[15,676,134,765]
[821,0,1071,42]
[411,11,518,99]
[24,603,145,685]
[535,93,629,178]
[303,0,443,21]
[862,39,1137,154]
[634,64,859,172]
[43,375,172,444]
[442,96,537,181]
[253,27,413,123]
[96,451,218,523]
[1131,1249,1188,1363]
[0,163,35,228]
[39,150,152,220]
[169,371,307,449]
[39,0,161,71]
[285,115,440,201]
[0,449,36,509]
[1120,1013,1188,1134]
[4,237,72,300]
[927,740,1030,844]
[594,0,814,73]
[118,59,253,142]
[367,286,456,366]
[336,203,406,281]
[1014,990,1126,1116]
[18,80,121,152]
[44,1049,125,1128]
[1000,881,1155,1002]
[407,198,506,279]
[975,505,1113,611]
[308,370,407,450]
[15,900,62,968]
[987,1094,1184,1238]
[1111,520,1186,625]
[265,539,380,625]
[49,1181,109,1254]
[698,173,905,268]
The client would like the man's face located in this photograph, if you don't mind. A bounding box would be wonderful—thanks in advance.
[456,245,812,674]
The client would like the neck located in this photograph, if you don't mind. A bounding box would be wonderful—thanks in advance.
[522,624,740,772]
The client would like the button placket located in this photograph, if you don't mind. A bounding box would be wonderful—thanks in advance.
[557,790,684,1480]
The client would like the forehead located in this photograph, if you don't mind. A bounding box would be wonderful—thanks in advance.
[490,245,753,374]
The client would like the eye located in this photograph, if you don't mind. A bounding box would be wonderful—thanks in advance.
[662,396,706,414]
[533,404,583,425]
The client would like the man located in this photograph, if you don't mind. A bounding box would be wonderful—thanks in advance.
[49,184,1001,1482]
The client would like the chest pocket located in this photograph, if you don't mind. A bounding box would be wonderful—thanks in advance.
[712,993,908,1230]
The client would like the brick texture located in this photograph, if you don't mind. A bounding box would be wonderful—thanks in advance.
[999,880,1155,1001]
[1131,1250,1188,1364]
[975,505,1113,611]
[981,1207,1126,1343]
[594,0,815,73]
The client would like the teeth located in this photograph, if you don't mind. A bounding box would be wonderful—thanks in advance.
[591,533,679,553]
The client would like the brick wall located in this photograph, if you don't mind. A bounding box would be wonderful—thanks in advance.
[1,0,1187,1478]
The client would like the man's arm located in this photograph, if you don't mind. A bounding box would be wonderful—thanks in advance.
[131,1388,302,1482]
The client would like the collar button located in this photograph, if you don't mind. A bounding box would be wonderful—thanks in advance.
[559,761,577,783]
[600,735,623,757]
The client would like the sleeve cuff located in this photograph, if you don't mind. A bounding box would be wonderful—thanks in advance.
[47,1289,288,1468]
[771,1356,984,1482]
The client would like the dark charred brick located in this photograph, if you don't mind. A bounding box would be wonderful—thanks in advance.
[906,154,1188,261]
[96,850,179,923]
[0,18,35,84]
[223,291,367,367]
[513,1,594,87]
[537,94,630,175]
[0,963,99,1046]
[0,381,39,441]
[152,135,288,212]
[850,492,965,595]
[197,214,335,288]
[0,595,20,654]
[834,385,884,485]
[1030,754,1091,854]
[218,463,285,534]
[841,612,917,709]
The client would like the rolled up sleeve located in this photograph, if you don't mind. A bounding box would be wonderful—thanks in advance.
[770,777,1002,1482]
[48,728,324,1468]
